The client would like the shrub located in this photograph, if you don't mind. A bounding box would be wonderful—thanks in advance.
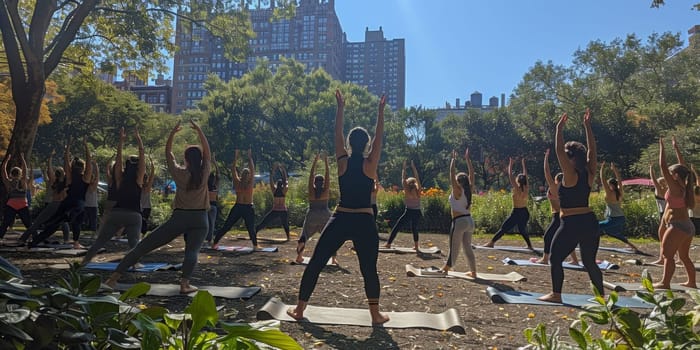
[523,270,700,349]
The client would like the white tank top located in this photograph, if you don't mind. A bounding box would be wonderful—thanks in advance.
[449,191,470,215]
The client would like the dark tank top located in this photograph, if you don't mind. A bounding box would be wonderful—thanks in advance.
[559,169,590,208]
[114,177,142,212]
[107,176,117,201]
[338,156,373,209]
[66,177,89,205]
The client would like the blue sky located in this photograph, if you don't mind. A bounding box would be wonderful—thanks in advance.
[334,0,699,108]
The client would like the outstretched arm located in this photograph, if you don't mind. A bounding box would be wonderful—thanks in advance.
[46,150,55,185]
[165,121,182,173]
[611,162,622,196]
[1,154,9,184]
[450,150,460,197]
[401,160,407,186]
[334,89,347,159]
[308,154,319,195]
[114,128,125,187]
[692,165,699,187]
[543,149,555,190]
[247,149,254,179]
[191,120,211,164]
[366,95,386,176]
[232,150,240,184]
[465,148,475,191]
[507,157,516,188]
[64,141,72,184]
[599,161,611,195]
[323,153,330,192]
[82,139,93,184]
[583,108,597,182]
[521,158,527,177]
[411,160,421,191]
[269,163,277,192]
[135,128,146,187]
[146,156,157,189]
[672,135,686,166]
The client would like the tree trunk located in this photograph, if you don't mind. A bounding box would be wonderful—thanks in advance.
[7,80,45,160]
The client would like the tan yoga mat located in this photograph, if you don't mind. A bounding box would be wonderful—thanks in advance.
[115,283,261,299]
[405,264,527,282]
[603,281,698,293]
[290,257,336,266]
[256,297,465,333]
[379,246,440,254]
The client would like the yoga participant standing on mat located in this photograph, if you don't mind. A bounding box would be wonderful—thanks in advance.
[103,160,118,219]
[539,109,603,303]
[28,140,93,249]
[598,161,640,252]
[288,90,389,324]
[385,160,422,250]
[654,137,696,289]
[212,149,257,250]
[20,151,70,243]
[533,149,579,265]
[140,156,156,237]
[0,153,32,240]
[105,120,210,294]
[295,152,333,264]
[84,161,100,233]
[484,157,533,250]
[203,153,220,246]
[255,163,290,241]
[441,149,476,277]
[82,127,146,264]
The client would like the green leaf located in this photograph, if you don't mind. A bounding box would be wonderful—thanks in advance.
[139,305,168,320]
[163,314,182,331]
[119,282,151,302]
[106,328,141,349]
[0,321,33,341]
[80,274,101,295]
[220,321,303,350]
[670,297,686,312]
[0,308,31,324]
[132,314,163,350]
[569,327,588,349]
[184,290,218,335]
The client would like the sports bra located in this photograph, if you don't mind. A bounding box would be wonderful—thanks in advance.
[665,190,686,209]
[559,170,590,208]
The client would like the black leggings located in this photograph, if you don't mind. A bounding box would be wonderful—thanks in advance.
[213,203,256,245]
[0,206,32,238]
[299,212,380,302]
[549,212,603,295]
[386,208,421,245]
[141,208,152,234]
[255,210,290,235]
[491,207,531,247]
[30,200,85,246]
[543,213,560,254]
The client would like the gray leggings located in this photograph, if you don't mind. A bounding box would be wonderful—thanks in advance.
[114,209,208,279]
[83,208,142,263]
[445,214,476,272]
[20,201,70,242]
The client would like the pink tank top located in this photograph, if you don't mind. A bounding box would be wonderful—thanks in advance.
[665,190,686,209]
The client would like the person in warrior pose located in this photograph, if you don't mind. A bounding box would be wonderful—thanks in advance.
[484,158,533,250]
[287,90,389,324]
[104,120,210,294]
[294,152,334,264]
[254,163,290,241]
[441,149,476,277]
[539,109,603,303]
[211,149,258,250]
[0,153,32,240]
[597,161,640,252]
[384,160,422,250]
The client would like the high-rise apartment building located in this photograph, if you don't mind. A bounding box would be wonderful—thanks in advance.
[171,0,405,114]
[345,27,405,110]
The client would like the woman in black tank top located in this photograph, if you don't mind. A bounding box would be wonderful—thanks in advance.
[539,109,603,303]
[288,90,389,325]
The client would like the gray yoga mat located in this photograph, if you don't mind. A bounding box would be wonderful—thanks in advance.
[405,264,527,282]
[502,257,619,271]
[214,245,278,253]
[603,281,698,293]
[236,236,289,244]
[256,297,466,333]
[53,247,106,256]
[486,286,654,309]
[473,245,542,255]
[624,259,700,271]
[115,283,261,299]
[379,246,441,254]
[597,246,652,256]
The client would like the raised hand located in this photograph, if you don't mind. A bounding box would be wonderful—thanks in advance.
[556,112,568,130]
[583,108,591,126]
[379,94,386,111]
[544,148,550,158]
[119,127,126,141]
[335,89,344,108]
[464,148,470,160]
[172,121,182,134]
[452,150,458,159]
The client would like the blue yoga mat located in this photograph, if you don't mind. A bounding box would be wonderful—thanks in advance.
[84,262,181,272]
[486,286,654,309]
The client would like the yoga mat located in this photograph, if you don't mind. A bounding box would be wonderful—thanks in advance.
[236,236,289,244]
[473,245,542,255]
[256,297,466,334]
[84,262,182,272]
[603,281,698,293]
[502,257,619,271]
[405,264,527,282]
[486,286,654,309]
[52,247,106,256]
[290,257,336,266]
[0,246,58,252]
[624,259,700,271]
[379,246,441,254]
[597,246,652,256]
[35,243,74,250]
[215,245,278,253]
[115,283,261,299]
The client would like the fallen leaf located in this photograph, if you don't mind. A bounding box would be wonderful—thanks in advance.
[527,313,535,318]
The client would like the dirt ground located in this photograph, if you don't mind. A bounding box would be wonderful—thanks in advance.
[4,229,700,350]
